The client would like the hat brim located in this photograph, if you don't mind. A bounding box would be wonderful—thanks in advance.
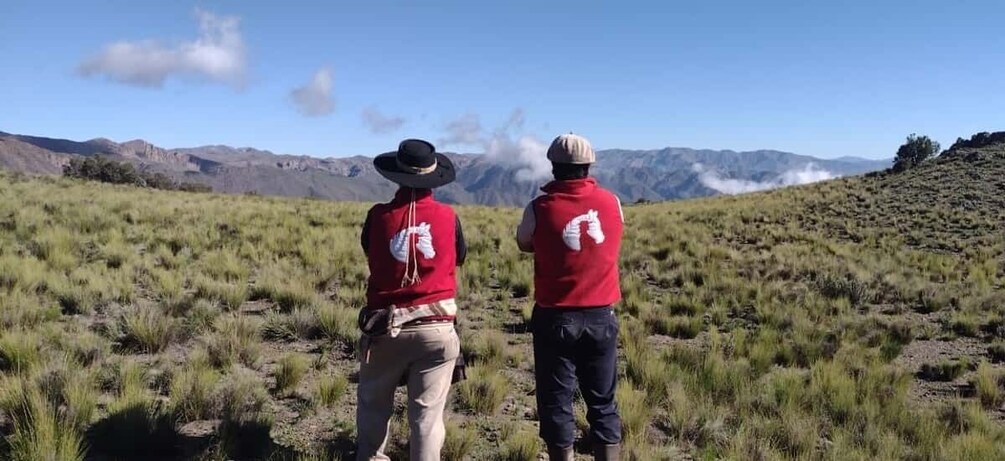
[373,152,456,189]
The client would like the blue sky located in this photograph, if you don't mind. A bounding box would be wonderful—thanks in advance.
[1,0,1003,159]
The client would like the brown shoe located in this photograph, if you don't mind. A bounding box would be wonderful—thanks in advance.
[594,443,620,461]
[548,445,574,461]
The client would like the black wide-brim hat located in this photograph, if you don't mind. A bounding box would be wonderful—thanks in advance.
[373,139,456,189]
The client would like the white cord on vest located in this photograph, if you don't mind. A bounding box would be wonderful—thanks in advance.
[401,189,422,287]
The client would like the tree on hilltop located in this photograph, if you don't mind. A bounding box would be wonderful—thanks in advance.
[892,134,940,173]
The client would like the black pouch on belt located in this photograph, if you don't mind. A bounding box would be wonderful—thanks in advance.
[357,308,390,336]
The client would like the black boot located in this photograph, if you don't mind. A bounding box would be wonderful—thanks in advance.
[548,444,574,461]
[594,443,620,461]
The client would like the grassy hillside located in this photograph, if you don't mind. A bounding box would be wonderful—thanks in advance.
[0,143,1002,460]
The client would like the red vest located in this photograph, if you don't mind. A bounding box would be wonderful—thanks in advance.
[365,189,457,314]
[532,178,623,308]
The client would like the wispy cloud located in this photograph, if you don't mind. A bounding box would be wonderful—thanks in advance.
[361,107,405,134]
[440,113,483,146]
[440,109,551,182]
[78,8,246,88]
[693,163,836,195]
[290,67,335,117]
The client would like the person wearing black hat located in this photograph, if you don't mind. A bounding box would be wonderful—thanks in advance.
[355,139,466,461]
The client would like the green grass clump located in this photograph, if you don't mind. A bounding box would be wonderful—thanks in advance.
[443,420,477,461]
[497,429,542,461]
[204,314,263,368]
[118,305,178,353]
[988,342,1005,363]
[194,275,249,310]
[273,353,311,396]
[316,302,360,347]
[0,330,44,373]
[314,373,349,408]
[170,361,221,422]
[971,361,1003,409]
[0,378,86,461]
[455,366,510,415]
[918,359,969,382]
[214,367,272,427]
[0,290,59,329]
[618,381,653,442]
[463,329,511,369]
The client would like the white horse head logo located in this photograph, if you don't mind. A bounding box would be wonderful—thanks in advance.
[562,209,605,251]
[390,222,436,263]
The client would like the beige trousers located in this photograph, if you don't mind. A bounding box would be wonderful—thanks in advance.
[356,323,459,461]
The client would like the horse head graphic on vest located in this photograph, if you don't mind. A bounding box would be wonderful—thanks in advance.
[390,222,436,263]
[562,209,605,252]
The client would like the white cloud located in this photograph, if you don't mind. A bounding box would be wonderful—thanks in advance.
[78,9,246,88]
[290,67,335,117]
[441,109,552,182]
[693,163,836,195]
[361,107,405,134]
[440,113,483,146]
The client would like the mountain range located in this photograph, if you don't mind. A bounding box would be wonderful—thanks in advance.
[0,130,890,206]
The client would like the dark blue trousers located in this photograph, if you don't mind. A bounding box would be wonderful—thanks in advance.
[531,306,622,448]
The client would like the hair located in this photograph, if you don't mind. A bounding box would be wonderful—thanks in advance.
[552,163,590,181]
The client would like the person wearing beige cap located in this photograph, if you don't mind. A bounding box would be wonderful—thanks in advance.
[516,133,624,460]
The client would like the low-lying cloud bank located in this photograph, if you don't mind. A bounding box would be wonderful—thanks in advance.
[692,163,836,195]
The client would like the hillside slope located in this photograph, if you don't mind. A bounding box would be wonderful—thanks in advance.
[0,137,1001,460]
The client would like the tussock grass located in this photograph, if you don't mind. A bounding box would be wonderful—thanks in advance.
[317,302,360,347]
[463,329,511,369]
[0,378,86,461]
[170,361,220,422]
[313,373,349,407]
[618,381,653,442]
[118,305,178,353]
[972,361,1004,409]
[0,290,59,329]
[204,314,263,368]
[273,353,310,396]
[0,330,44,373]
[455,366,509,415]
[497,428,542,461]
[443,420,477,461]
[918,359,969,382]
[194,275,249,310]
